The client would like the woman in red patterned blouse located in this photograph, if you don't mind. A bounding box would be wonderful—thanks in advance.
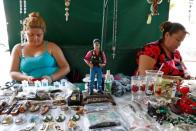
[136,21,190,78]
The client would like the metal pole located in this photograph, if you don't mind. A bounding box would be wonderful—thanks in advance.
[101,0,109,51]
[112,0,118,59]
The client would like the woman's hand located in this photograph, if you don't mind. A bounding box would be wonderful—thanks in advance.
[42,76,53,84]
[99,63,106,68]
[88,63,93,68]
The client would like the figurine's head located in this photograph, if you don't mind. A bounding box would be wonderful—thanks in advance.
[93,39,101,50]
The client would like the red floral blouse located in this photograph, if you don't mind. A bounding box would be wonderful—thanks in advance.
[136,40,187,77]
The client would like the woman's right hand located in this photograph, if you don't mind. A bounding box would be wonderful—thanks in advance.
[26,76,35,84]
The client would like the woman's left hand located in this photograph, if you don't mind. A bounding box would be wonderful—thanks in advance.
[42,76,53,84]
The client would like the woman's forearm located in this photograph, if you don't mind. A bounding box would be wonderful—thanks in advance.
[51,66,70,81]
[10,71,29,81]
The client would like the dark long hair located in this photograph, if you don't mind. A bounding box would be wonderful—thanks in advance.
[160,21,188,38]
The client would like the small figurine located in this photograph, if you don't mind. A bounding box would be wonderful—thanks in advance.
[84,39,107,95]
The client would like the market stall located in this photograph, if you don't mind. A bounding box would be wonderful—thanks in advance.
[0,78,195,131]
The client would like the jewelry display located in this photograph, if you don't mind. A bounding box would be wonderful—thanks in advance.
[0,78,195,130]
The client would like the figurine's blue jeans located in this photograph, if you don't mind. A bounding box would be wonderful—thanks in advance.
[89,66,102,93]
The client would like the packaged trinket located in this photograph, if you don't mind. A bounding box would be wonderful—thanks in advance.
[75,106,85,115]
[15,115,26,125]
[155,78,174,99]
[60,79,68,87]
[36,90,50,100]
[60,105,69,111]
[1,103,16,115]
[19,103,27,113]
[22,80,29,88]
[67,119,77,129]
[0,101,8,114]
[89,126,128,131]
[29,115,40,123]
[34,80,42,88]
[71,114,80,121]
[53,81,61,88]
[53,124,64,131]
[83,93,116,105]
[39,123,49,131]
[84,103,113,113]
[43,114,53,122]
[11,103,22,116]
[29,104,40,112]
[67,90,82,106]
[40,104,49,115]
[19,123,35,131]
[55,114,65,122]
[1,115,13,125]
[86,110,122,129]
[41,79,49,87]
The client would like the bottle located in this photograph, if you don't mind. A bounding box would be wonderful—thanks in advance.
[104,70,112,93]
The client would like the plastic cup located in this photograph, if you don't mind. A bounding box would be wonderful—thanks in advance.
[139,76,146,92]
[145,70,163,95]
[131,76,140,100]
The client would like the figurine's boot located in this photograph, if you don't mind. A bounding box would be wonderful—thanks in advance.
[89,86,94,95]
[97,86,103,94]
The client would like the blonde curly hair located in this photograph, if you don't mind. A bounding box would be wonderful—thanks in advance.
[23,12,46,32]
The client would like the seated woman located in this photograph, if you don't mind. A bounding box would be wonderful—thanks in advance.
[136,21,190,79]
[10,12,70,83]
